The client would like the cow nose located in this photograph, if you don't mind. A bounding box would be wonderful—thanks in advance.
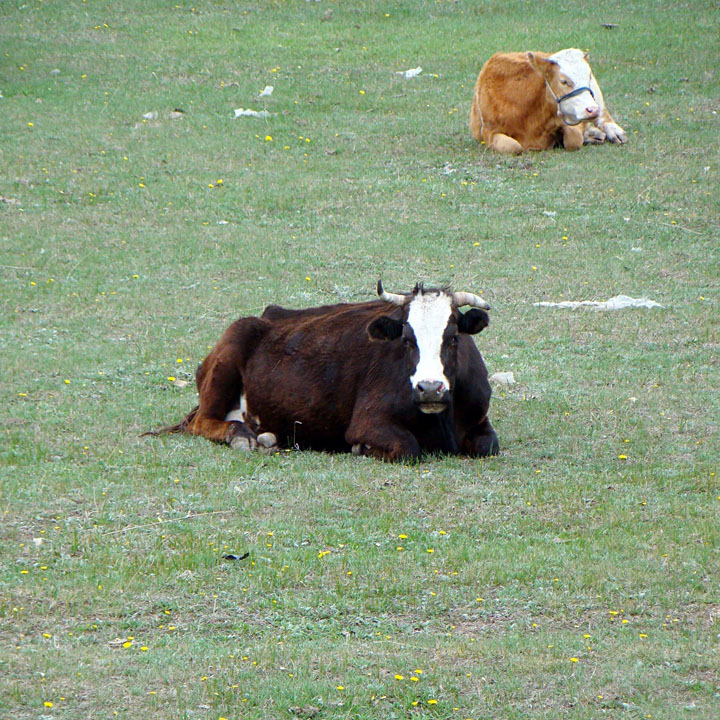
[586,106,599,118]
[415,380,445,400]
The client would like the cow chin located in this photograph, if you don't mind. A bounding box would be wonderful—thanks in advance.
[417,402,449,415]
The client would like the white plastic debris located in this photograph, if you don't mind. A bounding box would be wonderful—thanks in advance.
[233,108,272,119]
[490,371,516,386]
[142,111,158,120]
[542,210,557,217]
[534,295,664,310]
[259,85,273,97]
[396,66,422,78]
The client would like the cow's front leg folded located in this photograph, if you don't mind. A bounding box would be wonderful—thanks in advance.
[599,121,626,144]
[561,124,585,150]
[460,416,500,457]
[346,424,421,462]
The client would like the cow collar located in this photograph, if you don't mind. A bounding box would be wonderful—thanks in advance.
[544,78,596,125]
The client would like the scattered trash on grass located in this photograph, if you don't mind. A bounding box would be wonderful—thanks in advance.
[142,111,158,120]
[490,371,516,386]
[259,85,273,97]
[396,66,422,78]
[222,552,250,561]
[233,107,272,119]
[534,295,664,310]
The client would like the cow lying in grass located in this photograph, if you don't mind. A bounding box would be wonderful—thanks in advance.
[470,48,627,154]
[145,282,499,461]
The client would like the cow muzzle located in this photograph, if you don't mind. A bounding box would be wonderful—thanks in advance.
[413,380,450,414]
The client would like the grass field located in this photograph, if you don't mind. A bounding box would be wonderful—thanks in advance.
[1,1,718,718]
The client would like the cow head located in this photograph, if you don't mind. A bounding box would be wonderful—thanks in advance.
[368,282,490,414]
[528,48,599,125]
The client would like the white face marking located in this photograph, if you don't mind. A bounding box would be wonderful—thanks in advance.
[406,292,453,391]
[549,48,599,123]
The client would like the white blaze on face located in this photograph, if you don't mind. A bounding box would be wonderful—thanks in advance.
[549,48,599,123]
[406,292,453,391]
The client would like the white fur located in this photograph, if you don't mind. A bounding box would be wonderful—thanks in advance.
[550,48,599,124]
[225,393,247,423]
[406,292,453,392]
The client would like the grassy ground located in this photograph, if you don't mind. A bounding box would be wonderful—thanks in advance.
[1,1,718,718]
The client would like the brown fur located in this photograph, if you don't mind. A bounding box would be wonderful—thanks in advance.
[145,289,499,461]
[470,51,620,153]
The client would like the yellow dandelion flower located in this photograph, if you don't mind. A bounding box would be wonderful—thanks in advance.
[394,674,404,680]
[570,657,579,662]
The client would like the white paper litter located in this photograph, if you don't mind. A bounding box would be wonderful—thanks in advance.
[490,371,516,385]
[396,66,422,78]
[534,294,664,310]
[259,85,274,97]
[233,108,272,119]
[142,111,158,120]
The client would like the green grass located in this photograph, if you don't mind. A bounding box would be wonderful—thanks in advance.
[1,0,718,718]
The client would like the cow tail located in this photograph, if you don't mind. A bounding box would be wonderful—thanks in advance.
[141,405,199,437]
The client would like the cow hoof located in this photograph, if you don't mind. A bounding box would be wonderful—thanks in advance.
[584,126,606,144]
[257,432,277,449]
[352,443,372,456]
[230,435,257,451]
[603,122,627,144]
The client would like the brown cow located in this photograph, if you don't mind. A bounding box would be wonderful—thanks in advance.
[470,48,627,154]
[145,283,499,461]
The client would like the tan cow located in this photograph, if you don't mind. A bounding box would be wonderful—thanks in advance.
[470,48,627,154]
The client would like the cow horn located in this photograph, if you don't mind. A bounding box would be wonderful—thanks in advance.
[453,291,491,310]
[377,280,406,306]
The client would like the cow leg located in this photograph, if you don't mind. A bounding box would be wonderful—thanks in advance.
[587,75,627,144]
[461,416,499,457]
[346,424,421,462]
[184,353,260,448]
[562,125,584,150]
[583,122,606,144]
[487,132,523,155]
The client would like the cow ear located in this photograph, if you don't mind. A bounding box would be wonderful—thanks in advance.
[458,309,489,335]
[528,52,556,75]
[367,316,403,341]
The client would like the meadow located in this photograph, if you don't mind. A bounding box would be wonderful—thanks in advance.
[1,1,718,718]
